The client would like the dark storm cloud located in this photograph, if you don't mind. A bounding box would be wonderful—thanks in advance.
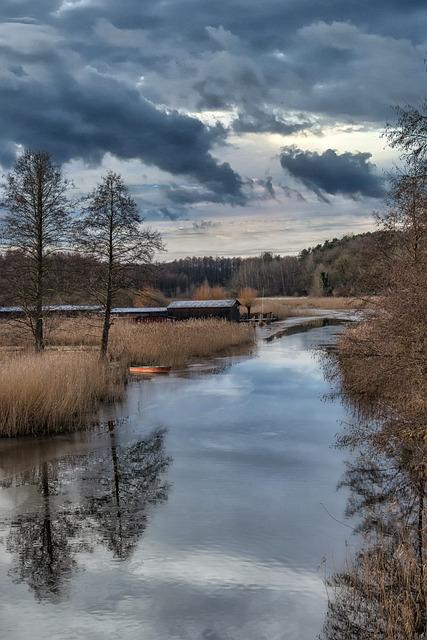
[248,177,277,200]
[0,48,245,204]
[52,0,427,50]
[0,0,425,207]
[45,0,426,124]
[280,185,307,202]
[144,207,188,221]
[280,146,386,200]
[232,109,312,136]
[160,181,246,206]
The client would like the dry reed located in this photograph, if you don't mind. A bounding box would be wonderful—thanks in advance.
[0,351,124,437]
[108,319,254,366]
[0,317,253,437]
[250,296,363,321]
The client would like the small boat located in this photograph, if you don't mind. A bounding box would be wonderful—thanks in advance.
[128,365,171,375]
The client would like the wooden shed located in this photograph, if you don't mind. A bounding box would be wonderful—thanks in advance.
[111,307,168,323]
[0,304,101,319]
[0,305,168,322]
[167,299,241,322]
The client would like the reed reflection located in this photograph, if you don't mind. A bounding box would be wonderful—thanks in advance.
[321,389,426,639]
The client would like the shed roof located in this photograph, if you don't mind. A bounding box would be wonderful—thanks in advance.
[0,305,167,314]
[168,299,239,309]
[112,307,167,314]
[0,304,101,313]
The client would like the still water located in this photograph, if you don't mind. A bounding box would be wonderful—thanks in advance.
[0,326,355,640]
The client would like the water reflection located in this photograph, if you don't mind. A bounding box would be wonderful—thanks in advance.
[321,399,426,638]
[0,327,354,640]
[4,459,82,602]
[85,423,171,560]
[0,425,171,602]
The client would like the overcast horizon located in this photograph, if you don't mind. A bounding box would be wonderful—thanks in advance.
[1,0,425,259]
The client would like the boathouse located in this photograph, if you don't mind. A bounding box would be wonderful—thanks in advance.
[112,307,168,322]
[0,305,168,322]
[167,299,241,322]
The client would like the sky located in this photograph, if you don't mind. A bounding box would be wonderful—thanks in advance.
[0,0,426,259]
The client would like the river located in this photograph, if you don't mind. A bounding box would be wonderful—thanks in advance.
[0,325,355,640]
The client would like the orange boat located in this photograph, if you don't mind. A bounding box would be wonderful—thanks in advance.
[129,366,171,375]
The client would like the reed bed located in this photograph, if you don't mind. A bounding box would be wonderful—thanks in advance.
[108,319,254,366]
[250,300,313,320]
[0,351,124,437]
[260,296,364,310]
[30,317,254,366]
[0,317,253,437]
[251,296,364,320]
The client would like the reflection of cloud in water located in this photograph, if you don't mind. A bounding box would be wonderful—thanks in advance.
[0,326,351,640]
[187,374,255,398]
[128,545,324,592]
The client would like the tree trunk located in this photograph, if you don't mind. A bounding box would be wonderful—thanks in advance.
[100,193,114,359]
[35,260,44,351]
[100,293,111,359]
[35,181,44,351]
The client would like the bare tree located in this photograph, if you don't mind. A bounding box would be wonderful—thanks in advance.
[238,287,257,318]
[0,150,71,350]
[321,99,427,639]
[386,102,427,167]
[75,172,163,358]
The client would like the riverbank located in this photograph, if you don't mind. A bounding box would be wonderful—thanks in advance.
[252,296,367,320]
[0,318,254,437]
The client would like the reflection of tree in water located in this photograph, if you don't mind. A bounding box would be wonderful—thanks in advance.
[84,424,171,559]
[5,460,82,602]
[1,426,171,601]
[321,410,426,639]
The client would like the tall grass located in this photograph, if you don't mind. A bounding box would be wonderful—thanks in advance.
[17,317,254,366]
[0,318,253,436]
[0,351,124,437]
[251,296,364,320]
[1,317,255,363]
[108,319,254,366]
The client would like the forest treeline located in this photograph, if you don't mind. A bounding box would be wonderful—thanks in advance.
[0,230,391,307]
[151,231,390,298]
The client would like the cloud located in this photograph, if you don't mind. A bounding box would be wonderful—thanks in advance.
[144,207,188,221]
[280,185,307,202]
[0,0,424,235]
[280,146,386,201]
[0,52,246,204]
[232,108,313,135]
[248,176,277,200]
[192,219,221,231]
